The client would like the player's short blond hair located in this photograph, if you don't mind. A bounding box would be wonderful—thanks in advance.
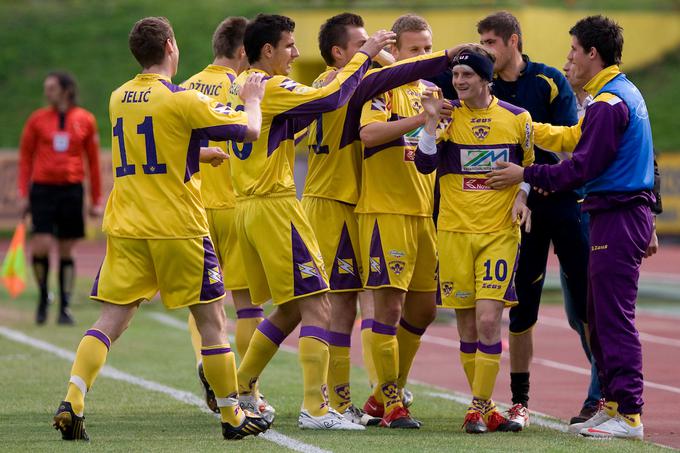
[391,14,431,49]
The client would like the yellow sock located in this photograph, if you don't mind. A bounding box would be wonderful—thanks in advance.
[396,319,424,389]
[371,322,401,414]
[65,329,111,416]
[471,342,502,401]
[620,412,642,427]
[459,341,477,392]
[187,314,203,367]
[328,332,352,412]
[299,328,330,417]
[360,319,378,388]
[237,319,284,395]
[201,344,245,426]
[235,308,264,360]
[604,401,619,417]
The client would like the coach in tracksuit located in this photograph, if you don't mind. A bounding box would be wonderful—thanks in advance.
[488,15,655,439]
[476,11,590,430]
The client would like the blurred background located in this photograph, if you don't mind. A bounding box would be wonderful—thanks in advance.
[0,0,679,236]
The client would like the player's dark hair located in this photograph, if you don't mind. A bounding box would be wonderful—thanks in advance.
[391,14,431,49]
[569,15,623,67]
[318,13,364,66]
[244,14,296,65]
[477,11,523,53]
[46,71,78,105]
[129,16,175,68]
[212,17,248,59]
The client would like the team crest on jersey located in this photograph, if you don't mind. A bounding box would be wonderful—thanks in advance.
[441,281,453,297]
[472,125,491,141]
[461,147,509,172]
[207,266,223,285]
[336,258,356,276]
[370,257,382,274]
[298,261,319,279]
[389,260,405,275]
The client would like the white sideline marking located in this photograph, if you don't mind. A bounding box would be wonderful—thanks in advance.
[420,333,680,395]
[0,325,330,453]
[538,314,680,348]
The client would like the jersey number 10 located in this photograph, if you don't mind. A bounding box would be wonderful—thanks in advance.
[113,116,167,177]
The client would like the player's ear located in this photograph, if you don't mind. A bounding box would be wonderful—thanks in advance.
[262,43,273,59]
[331,45,343,65]
[389,41,399,59]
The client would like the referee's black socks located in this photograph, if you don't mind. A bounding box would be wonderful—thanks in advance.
[32,255,49,305]
[59,257,75,309]
[510,372,531,407]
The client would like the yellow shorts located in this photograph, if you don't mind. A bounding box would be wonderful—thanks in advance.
[438,227,520,309]
[302,196,363,293]
[91,235,225,309]
[235,195,329,305]
[206,208,248,290]
[358,213,438,292]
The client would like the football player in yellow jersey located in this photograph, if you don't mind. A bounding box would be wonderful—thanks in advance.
[356,14,448,429]
[303,13,463,427]
[180,17,273,421]
[415,44,533,434]
[52,17,270,442]
[225,14,395,430]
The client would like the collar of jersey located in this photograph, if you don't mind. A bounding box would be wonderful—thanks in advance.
[583,65,621,97]
[461,95,498,112]
[205,64,237,77]
[135,73,170,82]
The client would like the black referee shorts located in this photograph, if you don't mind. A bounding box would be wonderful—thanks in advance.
[29,183,85,239]
[509,191,589,334]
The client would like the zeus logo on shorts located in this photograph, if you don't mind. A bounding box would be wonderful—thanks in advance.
[298,262,319,279]
[461,147,509,172]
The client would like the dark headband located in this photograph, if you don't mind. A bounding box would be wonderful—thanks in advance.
[451,51,494,82]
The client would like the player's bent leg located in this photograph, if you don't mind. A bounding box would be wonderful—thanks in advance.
[190,300,270,439]
[54,300,141,441]
[232,290,264,360]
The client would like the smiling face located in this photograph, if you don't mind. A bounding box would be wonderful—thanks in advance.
[392,30,433,62]
[452,64,487,102]
[269,31,299,76]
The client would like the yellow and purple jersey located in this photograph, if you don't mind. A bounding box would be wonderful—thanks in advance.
[357,81,438,217]
[416,97,534,233]
[104,73,248,239]
[227,51,372,198]
[181,65,238,209]
[303,50,451,205]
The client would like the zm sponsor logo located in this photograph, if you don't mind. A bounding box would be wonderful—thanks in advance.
[207,266,223,285]
[389,249,406,258]
[461,147,509,172]
[370,257,382,274]
[591,244,608,251]
[389,260,405,275]
[441,281,453,297]
[472,125,490,140]
[336,258,355,276]
[462,177,492,191]
[298,261,319,279]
